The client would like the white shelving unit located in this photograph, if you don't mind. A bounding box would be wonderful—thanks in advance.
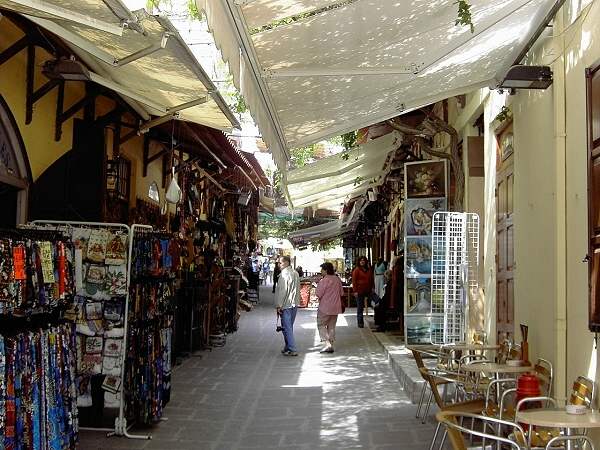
[430,212,480,344]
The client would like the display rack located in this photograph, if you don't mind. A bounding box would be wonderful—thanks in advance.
[430,212,479,344]
[403,160,448,344]
[30,220,154,440]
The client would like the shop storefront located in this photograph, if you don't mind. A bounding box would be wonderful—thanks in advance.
[0,4,270,447]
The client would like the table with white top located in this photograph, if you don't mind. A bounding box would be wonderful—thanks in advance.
[461,362,533,374]
[461,362,533,400]
[442,344,501,352]
[517,408,600,449]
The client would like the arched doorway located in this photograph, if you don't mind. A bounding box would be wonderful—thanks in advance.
[0,94,31,227]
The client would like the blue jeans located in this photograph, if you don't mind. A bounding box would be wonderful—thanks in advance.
[356,293,367,326]
[280,307,298,352]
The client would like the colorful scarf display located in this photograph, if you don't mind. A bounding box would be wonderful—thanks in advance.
[125,234,174,425]
[0,236,74,315]
[0,324,78,450]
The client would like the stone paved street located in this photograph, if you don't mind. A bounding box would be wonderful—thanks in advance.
[79,286,439,449]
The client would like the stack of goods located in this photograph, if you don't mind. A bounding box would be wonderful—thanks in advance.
[0,229,78,449]
[68,228,129,416]
[125,233,174,425]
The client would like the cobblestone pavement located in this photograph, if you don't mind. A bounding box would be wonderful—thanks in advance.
[79,286,439,449]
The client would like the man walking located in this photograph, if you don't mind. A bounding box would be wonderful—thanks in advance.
[275,255,300,356]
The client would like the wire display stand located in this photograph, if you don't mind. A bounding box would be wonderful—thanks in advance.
[430,212,479,344]
[30,220,153,440]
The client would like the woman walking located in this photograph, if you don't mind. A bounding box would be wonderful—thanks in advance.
[315,262,344,353]
[351,256,374,328]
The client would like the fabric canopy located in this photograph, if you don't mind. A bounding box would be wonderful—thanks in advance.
[9,2,239,130]
[199,0,559,170]
[288,198,367,244]
[286,131,401,208]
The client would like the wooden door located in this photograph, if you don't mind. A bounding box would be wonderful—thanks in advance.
[496,124,515,343]
[587,64,600,331]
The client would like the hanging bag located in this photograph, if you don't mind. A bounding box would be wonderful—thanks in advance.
[166,167,181,204]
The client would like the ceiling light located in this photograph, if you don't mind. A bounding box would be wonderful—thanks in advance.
[42,58,90,81]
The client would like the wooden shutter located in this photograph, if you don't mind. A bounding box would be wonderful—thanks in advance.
[587,64,600,332]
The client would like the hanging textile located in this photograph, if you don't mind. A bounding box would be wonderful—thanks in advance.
[0,228,78,449]
[66,227,130,421]
[125,232,174,425]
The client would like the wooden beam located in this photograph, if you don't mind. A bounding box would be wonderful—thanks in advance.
[25,44,35,124]
[142,134,150,177]
[54,81,65,141]
[112,115,121,157]
[0,36,29,66]
[118,129,138,146]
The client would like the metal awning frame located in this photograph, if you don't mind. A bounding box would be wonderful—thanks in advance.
[8,0,126,35]
[222,0,289,158]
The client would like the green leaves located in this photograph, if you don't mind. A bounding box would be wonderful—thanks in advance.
[354,176,363,186]
[187,0,202,20]
[455,0,474,33]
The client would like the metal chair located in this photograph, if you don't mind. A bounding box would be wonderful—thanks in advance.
[472,329,488,345]
[545,435,595,450]
[425,368,488,450]
[569,376,595,407]
[436,410,529,450]
[533,358,553,398]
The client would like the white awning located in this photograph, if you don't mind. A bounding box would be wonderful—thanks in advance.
[286,131,401,208]
[10,3,240,130]
[199,0,560,170]
[0,0,134,35]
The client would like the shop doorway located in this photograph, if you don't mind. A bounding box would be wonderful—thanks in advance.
[0,183,19,228]
[496,122,515,344]
[0,94,30,225]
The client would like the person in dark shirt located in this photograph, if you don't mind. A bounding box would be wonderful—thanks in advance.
[272,260,281,293]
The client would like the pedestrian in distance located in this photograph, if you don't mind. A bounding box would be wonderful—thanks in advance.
[351,256,374,328]
[275,255,300,356]
[315,262,344,353]
[272,260,281,293]
[373,257,387,299]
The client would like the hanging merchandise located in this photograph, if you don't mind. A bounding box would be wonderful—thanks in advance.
[165,168,181,205]
[0,227,79,449]
[125,226,174,426]
[27,221,135,438]
[0,229,75,315]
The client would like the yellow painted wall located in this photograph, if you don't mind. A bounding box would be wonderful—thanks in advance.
[561,0,600,405]
[0,16,173,214]
[512,86,558,374]
[473,0,600,418]
[0,18,84,181]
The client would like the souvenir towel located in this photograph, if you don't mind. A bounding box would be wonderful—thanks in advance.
[38,241,55,283]
[106,265,127,296]
[105,233,127,266]
[71,228,91,260]
[87,229,108,263]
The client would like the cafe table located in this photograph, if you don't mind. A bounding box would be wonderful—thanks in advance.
[442,343,501,352]
[461,362,533,374]
[461,362,533,399]
[516,408,600,449]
